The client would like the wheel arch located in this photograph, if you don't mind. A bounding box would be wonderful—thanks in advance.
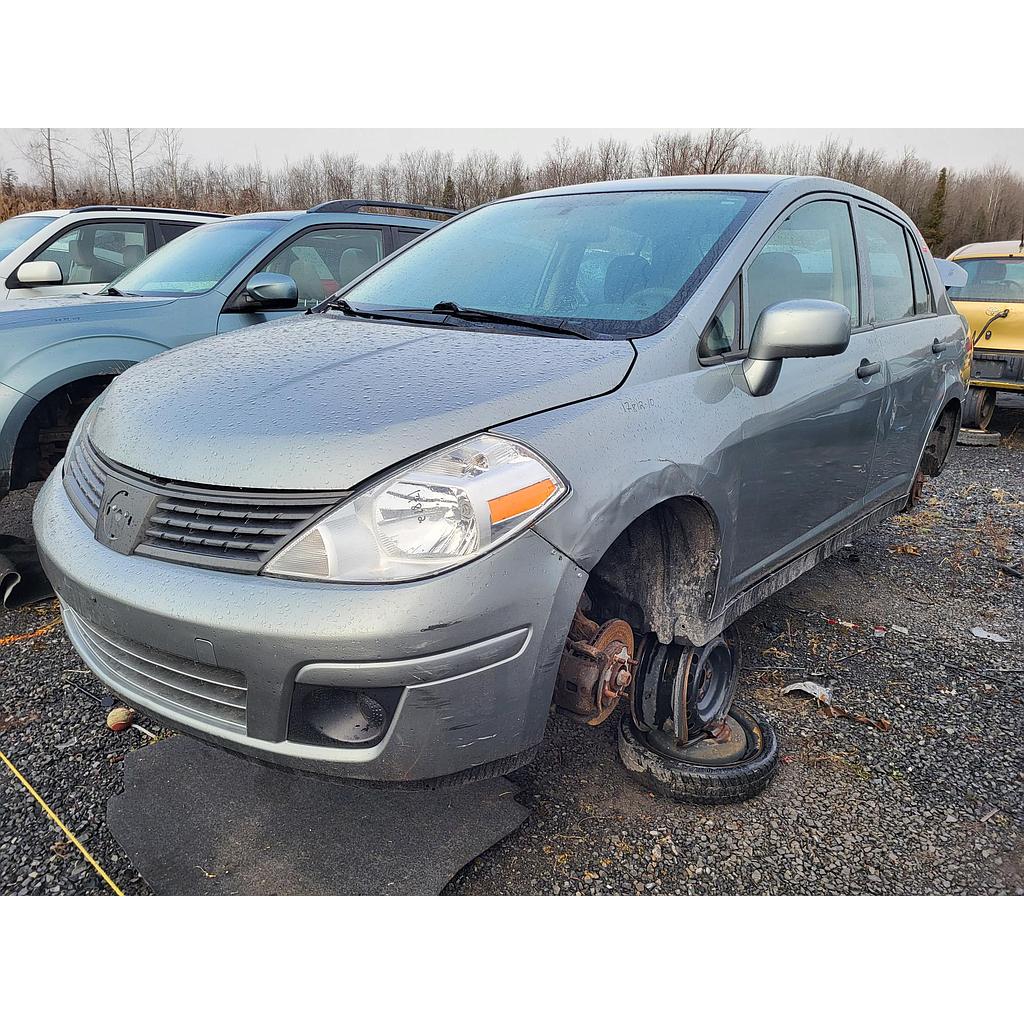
[6,360,135,490]
[582,493,724,648]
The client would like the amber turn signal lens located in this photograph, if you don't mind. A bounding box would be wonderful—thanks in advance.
[488,478,557,525]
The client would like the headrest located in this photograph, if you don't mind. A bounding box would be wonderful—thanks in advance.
[604,255,650,303]
[338,247,376,285]
[975,261,1007,283]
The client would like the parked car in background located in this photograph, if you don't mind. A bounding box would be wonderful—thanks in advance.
[0,200,452,497]
[946,239,1024,429]
[36,176,966,802]
[0,205,223,301]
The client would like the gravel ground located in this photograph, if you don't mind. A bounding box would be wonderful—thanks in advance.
[2,408,1022,896]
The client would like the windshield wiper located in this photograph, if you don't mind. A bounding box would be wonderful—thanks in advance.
[320,297,591,339]
[430,301,591,339]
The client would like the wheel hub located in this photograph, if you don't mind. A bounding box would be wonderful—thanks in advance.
[631,629,741,745]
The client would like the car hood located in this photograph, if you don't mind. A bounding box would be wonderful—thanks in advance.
[90,313,636,490]
[0,294,176,329]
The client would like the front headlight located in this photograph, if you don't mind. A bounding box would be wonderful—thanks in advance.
[263,433,567,583]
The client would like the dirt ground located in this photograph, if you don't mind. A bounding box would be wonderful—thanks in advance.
[1,407,1022,895]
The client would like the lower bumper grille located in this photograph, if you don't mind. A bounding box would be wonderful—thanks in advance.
[62,604,248,732]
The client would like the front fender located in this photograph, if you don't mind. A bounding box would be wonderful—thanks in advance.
[2,336,169,402]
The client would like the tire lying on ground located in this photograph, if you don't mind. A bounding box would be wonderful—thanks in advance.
[617,705,779,804]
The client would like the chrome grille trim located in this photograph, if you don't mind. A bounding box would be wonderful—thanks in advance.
[62,604,248,732]
[62,433,348,573]
[63,434,108,529]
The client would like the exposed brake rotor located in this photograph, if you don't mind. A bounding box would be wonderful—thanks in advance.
[554,607,636,725]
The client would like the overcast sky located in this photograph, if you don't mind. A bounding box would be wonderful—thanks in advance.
[6,1,1022,178]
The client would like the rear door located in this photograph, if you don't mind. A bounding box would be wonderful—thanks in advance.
[725,195,888,592]
[857,206,952,505]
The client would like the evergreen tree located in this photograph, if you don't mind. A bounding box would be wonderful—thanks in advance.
[441,175,458,210]
[922,167,947,251]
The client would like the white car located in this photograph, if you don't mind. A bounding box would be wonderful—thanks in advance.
[0,205,224,301]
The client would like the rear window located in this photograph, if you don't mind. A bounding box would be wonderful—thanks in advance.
[948,258,1024,303]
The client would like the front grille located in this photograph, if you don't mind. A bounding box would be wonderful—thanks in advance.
[62,604,248,732]
[64,433,109,529]
[137,490,341,572]
[63,433,348,573]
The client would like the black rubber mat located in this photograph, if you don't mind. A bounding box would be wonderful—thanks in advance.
[0,535,55,608]
[107,736,530,895]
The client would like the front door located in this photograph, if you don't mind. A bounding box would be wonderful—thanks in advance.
[14,220,151,298]
[217,225,386,335]
[727,197,887,593]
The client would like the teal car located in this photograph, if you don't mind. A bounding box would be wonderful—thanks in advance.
[0,201,451,497]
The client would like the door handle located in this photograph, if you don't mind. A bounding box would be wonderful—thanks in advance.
[931,338,949,354]
[857,359,882,380]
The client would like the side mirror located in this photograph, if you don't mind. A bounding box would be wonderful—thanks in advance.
[933,258,968,290]
[244,272,298,310]
[743,299,851,397]
[16,260,63,286]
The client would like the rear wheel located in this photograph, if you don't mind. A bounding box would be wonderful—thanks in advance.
[962,387,996,431]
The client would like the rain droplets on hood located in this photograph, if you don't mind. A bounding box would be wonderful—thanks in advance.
[90,315,635,490]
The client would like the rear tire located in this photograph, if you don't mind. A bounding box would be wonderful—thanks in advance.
[962,387,996,431]
[618,705,779,804]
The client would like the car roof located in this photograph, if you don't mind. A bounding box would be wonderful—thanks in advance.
[949,240,1024,259]
[498,174,921,228]
[229,210,443,229]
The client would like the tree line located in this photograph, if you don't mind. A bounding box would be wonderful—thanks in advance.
[3,127,1023,256]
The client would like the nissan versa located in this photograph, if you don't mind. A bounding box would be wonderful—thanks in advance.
[35,176,967,802]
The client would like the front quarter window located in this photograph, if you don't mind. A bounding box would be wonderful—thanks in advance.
[343,190,762,339]
[0,215,57,262]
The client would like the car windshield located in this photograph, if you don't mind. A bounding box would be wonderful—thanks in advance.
[343,189,762,338]
[111,218,282,296]
[0,215,57,261]
[948,257,1024,303]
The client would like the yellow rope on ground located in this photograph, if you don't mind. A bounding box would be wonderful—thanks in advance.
[0,749,124,896]
[0,618,60,647]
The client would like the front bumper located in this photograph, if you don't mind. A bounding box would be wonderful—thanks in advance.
[35,469,586,781]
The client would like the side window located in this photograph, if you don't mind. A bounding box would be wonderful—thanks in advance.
[259,227,384,308]
[31,220,148,284]
[861,209,915,323]
[395,228,424,248]
[745,200,859,342]
[906,230,932,316]
[699,278,740,358]
[158,222,198,246]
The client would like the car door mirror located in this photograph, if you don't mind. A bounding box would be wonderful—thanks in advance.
[933,258,968,290]
[16,260,64,286]
[244,272,298,310]
[743,299,851,397]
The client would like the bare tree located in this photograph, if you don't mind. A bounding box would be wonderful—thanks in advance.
[122,128,153,203]
[18,128,72,205]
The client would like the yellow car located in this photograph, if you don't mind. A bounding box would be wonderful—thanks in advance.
[947,240,1024,429]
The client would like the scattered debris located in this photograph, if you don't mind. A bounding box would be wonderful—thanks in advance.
[957,428,1001,447]
[970,627,1010,643]
[995,561,1024,579]
[888,543,922,556]
[0,618,60,647]
[106,707,136,733]
[783,680,833,703]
